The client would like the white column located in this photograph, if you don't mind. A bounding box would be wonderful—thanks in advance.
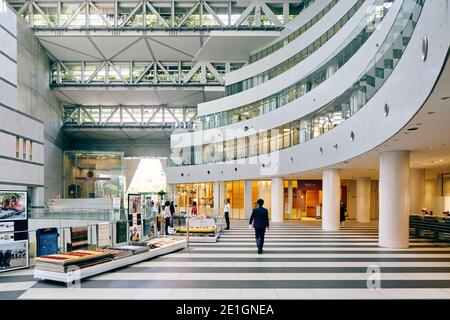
[244,180,253,219]
[271,177,284,223]
[31,187,45,208]
[379,150,410,248]
[356,177,371,223]
[213,181,220,216]
[322,169,341,231]
[214,181,226,216]
[287,180,293,217]
[410,168,425,215]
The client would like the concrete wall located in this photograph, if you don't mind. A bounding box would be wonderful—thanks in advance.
[16,16,65,205]
[0,5,64,206]
[0,4,44,199]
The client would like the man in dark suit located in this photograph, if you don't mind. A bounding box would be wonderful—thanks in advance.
[248,199,270,254]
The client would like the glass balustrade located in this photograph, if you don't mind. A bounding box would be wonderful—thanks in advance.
[170,0,423,167]
[248,0,327,64]
[228,0,348,95]
[196,0,394,131]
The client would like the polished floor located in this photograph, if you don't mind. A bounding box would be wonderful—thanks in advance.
[1,220,450,300]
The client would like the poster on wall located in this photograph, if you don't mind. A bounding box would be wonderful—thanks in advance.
[129,225,142,242]
[0,240,28,273]
[128,194,142,214]
[0,222,15,243]
[128,194,143,242]
[0,191,27,221]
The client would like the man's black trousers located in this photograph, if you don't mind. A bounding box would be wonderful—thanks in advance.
[254,227,266,252]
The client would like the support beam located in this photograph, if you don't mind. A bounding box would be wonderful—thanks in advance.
[244,180,253,219]
[322,169,341,231]
[287,180,293,216]
[271,177,284,223]
[356,177,371,223]
[379,151,410,249]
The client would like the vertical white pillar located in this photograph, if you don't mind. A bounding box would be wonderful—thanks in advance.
[31,187,45,208]
[287,180,293,218]
[410,168,425,215]
[219,181,227,216]
[356,177,371,223]
[271,177,284,223]
[379,150,410,248]
[322,169,341,231]
[244,180,253,219]
[213,181,220,216]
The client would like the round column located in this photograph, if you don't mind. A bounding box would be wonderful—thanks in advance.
[31,187,44,208]
[244,180,253,219]
[271,177,284,223]
[287,180,293,216]
[379,151,410,248]
[356,177,371,223]
[322,169,341,231]
[410,168,425,215]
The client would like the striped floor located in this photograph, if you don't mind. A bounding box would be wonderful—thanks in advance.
[1,220,450,300]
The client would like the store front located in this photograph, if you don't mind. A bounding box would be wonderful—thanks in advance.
[284,180,347,220]
[176,183,214,216]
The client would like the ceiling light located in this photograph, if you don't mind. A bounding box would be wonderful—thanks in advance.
[442,97,450,100]
[408,127,418,131]
[427,111,435,114]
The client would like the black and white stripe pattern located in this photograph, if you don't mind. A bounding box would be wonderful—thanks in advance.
[1,220,450,299]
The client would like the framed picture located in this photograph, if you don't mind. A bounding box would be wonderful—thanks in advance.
[0,191,27,221]
[128,194,142,214]
[0,222,15,243]
[129,225,142,242]
[0,240,28,273]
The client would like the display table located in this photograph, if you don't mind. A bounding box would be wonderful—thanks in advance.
[175,217,220,243]
[34,238,186,283]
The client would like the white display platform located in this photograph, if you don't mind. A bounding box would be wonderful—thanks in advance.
[34,240,186,283]
[175,233,219,243]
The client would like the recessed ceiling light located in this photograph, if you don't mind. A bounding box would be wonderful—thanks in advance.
[442,97,450,100]
[416,123,422,126]
[408,127,418,131]
[440,159,443,162]
[427,111,435,114]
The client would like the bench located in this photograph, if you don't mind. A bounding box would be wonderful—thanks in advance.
[409,215,450,241]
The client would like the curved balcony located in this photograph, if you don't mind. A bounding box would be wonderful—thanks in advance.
[226,0,363,96]
[169,0,424,167]
[247,0,335,65]
[194,0,395,132]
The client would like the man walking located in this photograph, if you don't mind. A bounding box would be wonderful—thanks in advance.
[224,199,231,230]
[248,199,269,254]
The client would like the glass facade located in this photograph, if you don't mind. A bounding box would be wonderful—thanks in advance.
[63,151,125,199]
[197,0,394,130]
[170,0,423,167]
[248,0,335,65]
[227,0,360,96]
[176,183,214,217]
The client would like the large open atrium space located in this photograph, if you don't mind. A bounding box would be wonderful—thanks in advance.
[1,0,450,311]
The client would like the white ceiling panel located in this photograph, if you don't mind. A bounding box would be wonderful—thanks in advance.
[39,37,103,61]
[112,38,154,60]
[54,87,224,105]
[92,36,143,60]
[195,31,280,61]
